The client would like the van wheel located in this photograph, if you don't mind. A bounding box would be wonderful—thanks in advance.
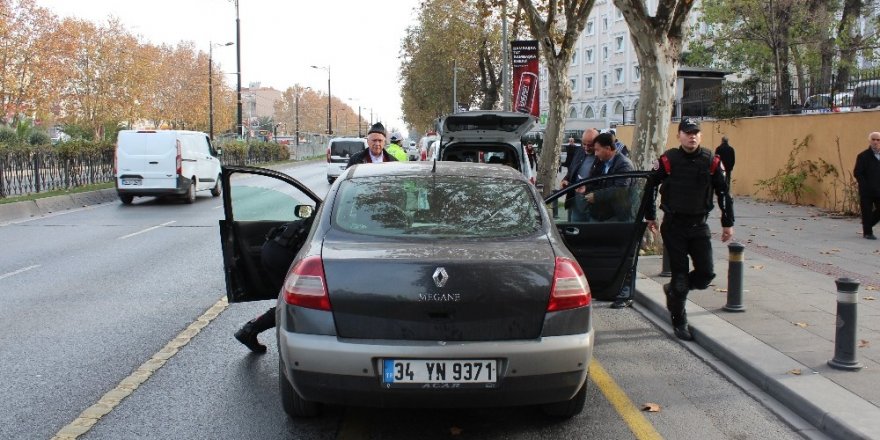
[541,379,588,418]
[210,176,222,197]
[119,195,134,205]
[184,179,196,204]
[279,358,320,417]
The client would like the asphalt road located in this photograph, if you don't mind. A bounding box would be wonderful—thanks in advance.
[0,162,807,440]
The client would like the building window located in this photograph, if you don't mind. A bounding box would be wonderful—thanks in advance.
[585,75,594,91]
[602,74,608,89]
[615,67,624,83]
[600,104,607,118]
[602,45,609,60]
[584,106,595,119]
[602,15,608,30]
[570,77,577,92]
[586,48,594,63]
[633,65,641,81]
[586,20,594,36]
[615,36,625,52]
[615,7,623,20]
[569,107,578,118]
[571,50,578,65]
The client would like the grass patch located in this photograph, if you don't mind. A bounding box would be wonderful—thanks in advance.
[0,182,114,205]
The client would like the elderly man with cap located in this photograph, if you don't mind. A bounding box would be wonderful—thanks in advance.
[643,118,735,341]
[347,122,399,167]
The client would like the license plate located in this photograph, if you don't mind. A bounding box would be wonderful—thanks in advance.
[121,178,142,186]
[382,359,497,386]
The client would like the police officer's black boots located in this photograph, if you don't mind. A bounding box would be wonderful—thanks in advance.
[234,310,275,353]
[663,283,693,341]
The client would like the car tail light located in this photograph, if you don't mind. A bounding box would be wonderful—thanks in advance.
[175,140,182,176]
[547,257,591,311]
[283,255,331,311]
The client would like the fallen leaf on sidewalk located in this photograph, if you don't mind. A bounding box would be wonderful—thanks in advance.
[794,322,809,328]
[715,288,728,292]
[750,265,765,270]
[858,340,870,348]
[865,286,878,291]
[787,369,802,375]
[642,403,661,412]
[864,296,876,301]
[450,426,463,436]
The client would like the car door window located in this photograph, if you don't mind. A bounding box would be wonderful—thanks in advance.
[545,172,652,300]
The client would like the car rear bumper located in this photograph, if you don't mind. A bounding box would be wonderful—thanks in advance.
[116,175,192,197]
[278,330,593,408]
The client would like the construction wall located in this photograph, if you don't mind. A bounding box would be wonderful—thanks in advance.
[615,111,879,211]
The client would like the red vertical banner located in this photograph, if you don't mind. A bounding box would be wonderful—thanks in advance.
[511,40,540,117]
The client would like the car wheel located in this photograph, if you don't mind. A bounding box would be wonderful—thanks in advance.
[541,379,587,418]
[119,195,134,205]
[210,176,222,197]
[279,358,320,417]
[184,178,196,204]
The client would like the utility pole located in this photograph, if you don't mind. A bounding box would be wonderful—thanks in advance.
[502,0,510,111]
[234,0,243,139]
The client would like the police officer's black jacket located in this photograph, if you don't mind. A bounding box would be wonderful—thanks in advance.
[645,146,734,227]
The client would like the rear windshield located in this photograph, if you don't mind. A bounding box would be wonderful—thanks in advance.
[332,176,541,238]
[330,140,365,157]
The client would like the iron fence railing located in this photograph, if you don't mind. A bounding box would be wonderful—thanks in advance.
[677,68,880,120]
[0,141,324,199]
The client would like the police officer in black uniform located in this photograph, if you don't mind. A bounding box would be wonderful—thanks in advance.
[644,118,735,341]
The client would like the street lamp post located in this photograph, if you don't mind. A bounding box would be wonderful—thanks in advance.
[347,98,363,137]
[310,65,331,135]
[208,41,233,141]
[233,0,243,139]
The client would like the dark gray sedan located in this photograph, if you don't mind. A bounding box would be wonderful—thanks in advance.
[219,161,651,419]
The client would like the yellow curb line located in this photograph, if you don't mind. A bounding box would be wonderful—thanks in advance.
[590,358,663,440]
[50,297,229,440]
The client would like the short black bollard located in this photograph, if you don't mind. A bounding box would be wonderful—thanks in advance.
[659,244,671,277]
[828,278,863,371]
[723,242,746,312]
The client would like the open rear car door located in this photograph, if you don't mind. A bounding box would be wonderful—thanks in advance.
[544,171,652,300]
[219,165,322,303]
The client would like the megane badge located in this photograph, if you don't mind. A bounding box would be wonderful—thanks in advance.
[432,267,449,288]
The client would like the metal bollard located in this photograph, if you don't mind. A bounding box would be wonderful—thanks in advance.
[827,278,863,371]
[659,244,671,277]
[723,242,746,312]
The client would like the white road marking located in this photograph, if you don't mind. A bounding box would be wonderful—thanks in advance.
[0,264,40,281]
[118,221,176,240]
[213,205,223,210]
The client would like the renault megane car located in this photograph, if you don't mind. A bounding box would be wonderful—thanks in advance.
[219,161,651,419]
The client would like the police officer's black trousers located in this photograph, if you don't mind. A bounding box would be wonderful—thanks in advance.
[660,218,716,324]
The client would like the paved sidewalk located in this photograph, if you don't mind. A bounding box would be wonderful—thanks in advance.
[635,196,880,439]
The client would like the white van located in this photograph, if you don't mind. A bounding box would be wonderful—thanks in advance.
[326,137,367,183]
[115,130,222,204]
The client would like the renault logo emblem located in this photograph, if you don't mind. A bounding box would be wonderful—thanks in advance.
[432,267,448,288]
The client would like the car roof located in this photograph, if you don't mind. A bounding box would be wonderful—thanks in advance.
[344,160,530,181]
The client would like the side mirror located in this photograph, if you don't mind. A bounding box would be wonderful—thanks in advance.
[215,148,223,157]
[295,204,314,219]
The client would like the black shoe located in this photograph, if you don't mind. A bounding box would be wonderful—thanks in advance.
[234,324,267,353]
[672,324,694,341]
[610,299,633,309]
[865,234,877,240]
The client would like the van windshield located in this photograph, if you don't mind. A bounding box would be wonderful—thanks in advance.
[330,141,365,158]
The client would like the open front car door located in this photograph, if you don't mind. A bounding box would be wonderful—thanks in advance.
[544,171,652,300]
[219,165,322,303]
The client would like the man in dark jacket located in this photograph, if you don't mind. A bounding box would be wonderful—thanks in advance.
[561,137,578,172]
[715,136,736,189]
[347,122,398,167]
[854,131,880,240]
[561,128,599,221]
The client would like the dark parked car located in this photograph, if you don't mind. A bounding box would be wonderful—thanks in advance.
[853,80,880,109]
[219,162,651,419]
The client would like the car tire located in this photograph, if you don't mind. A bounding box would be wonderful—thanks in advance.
[119,194,134,205]
[210,176,222,197]
[279,358,320,418]
[184,178,196,204]
[541,378,588,418]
